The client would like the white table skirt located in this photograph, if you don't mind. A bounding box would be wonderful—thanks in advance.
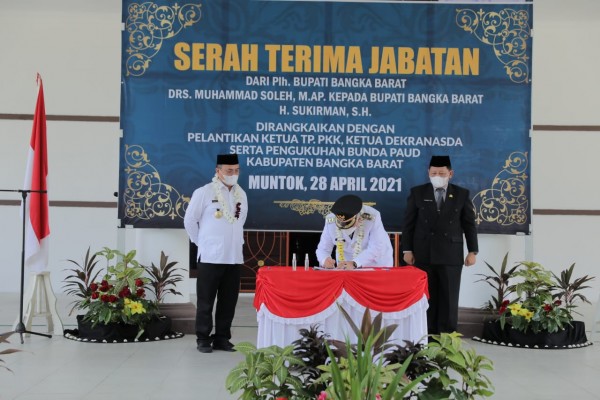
[257,290,428,348]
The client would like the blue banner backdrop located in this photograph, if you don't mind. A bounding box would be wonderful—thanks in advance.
[119,0,532,234]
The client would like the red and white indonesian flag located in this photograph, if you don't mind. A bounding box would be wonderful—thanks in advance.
[23,74,50,272]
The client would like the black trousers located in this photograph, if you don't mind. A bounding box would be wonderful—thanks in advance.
[195,262,241,344]
[417,264,462,335]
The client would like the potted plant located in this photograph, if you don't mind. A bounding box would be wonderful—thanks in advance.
[288,306,400,399]
[412,332,494,399]
[499,261,566,334]
[316,333,429,400]
[143,250,185,305]
[63,247,177,342]
[319,308,494,399]
[476,254,594,347]
[289,324,331,396]
[225,342,308,400]
[226,306,495,399]
[476,252,519,313]
[552,263,595,311]
[314,307,437,400]
[62,247,102,316]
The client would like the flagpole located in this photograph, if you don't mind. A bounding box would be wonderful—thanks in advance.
[0,188,52,343]
[1,74,54,342]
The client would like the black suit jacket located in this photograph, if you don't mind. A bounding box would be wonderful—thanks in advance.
[401,182,478,266]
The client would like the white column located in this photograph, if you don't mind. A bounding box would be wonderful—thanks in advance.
[132,228,191,304]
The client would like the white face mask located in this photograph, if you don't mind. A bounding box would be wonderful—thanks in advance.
[221,174,238,187]
[430,176,449,189]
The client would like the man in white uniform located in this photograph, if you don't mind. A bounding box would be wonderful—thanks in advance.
[316,194,393,269]
[184,154,248,353]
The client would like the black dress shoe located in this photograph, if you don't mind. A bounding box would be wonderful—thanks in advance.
[197,342,213,353]
[212,341,236,352]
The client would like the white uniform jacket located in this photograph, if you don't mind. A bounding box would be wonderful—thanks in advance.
[183,179,248,264]
[316,205,393,268]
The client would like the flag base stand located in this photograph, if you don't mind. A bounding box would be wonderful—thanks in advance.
[0,188,53,344]
[14,272,63,338]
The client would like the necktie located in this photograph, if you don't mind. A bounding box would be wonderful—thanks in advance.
[435,188,445,211]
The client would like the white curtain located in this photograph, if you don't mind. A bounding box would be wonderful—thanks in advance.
[257,291,428,348]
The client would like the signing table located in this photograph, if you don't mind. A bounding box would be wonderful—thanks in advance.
[254,266,429,348]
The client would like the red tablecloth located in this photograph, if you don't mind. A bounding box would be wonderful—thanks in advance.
[254,266,429,318]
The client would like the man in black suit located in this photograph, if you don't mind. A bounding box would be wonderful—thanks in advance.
[401,155,478,334]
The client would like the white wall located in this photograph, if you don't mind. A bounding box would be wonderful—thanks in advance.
[532,0,600,125]
[528,0,600,329]
[0,0,127,295]
[1,0,599,326]
[0,1,121,115]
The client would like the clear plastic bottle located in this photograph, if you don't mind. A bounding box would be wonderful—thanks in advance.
[292,253,297,271]
[304,254,310,270]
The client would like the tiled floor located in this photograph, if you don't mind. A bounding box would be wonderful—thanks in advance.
[2,293,600,399]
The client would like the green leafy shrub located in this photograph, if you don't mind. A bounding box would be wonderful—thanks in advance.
[290,325,331,395]
[63,247,186,340]
[478,254,594,334]
[415,332,494,399]
[143,250,185,304]
[476,252,519,312]
[62,246,102,316]
[227,306,495,399]
[225,342,307,400]
[317,332,431,400]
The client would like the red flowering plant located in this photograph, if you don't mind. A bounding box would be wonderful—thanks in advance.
[64,247,160,338]
[482,257,594,334]
[497,296,571,334]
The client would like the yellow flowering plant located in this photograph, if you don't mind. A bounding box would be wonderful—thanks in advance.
[66,247,161,338]
[498,297,570,334]
[493,260,592,334]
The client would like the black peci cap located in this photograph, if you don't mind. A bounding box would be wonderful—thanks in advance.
[216,154,239,165]
[330,194,363,221]
[429,155,451,168]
